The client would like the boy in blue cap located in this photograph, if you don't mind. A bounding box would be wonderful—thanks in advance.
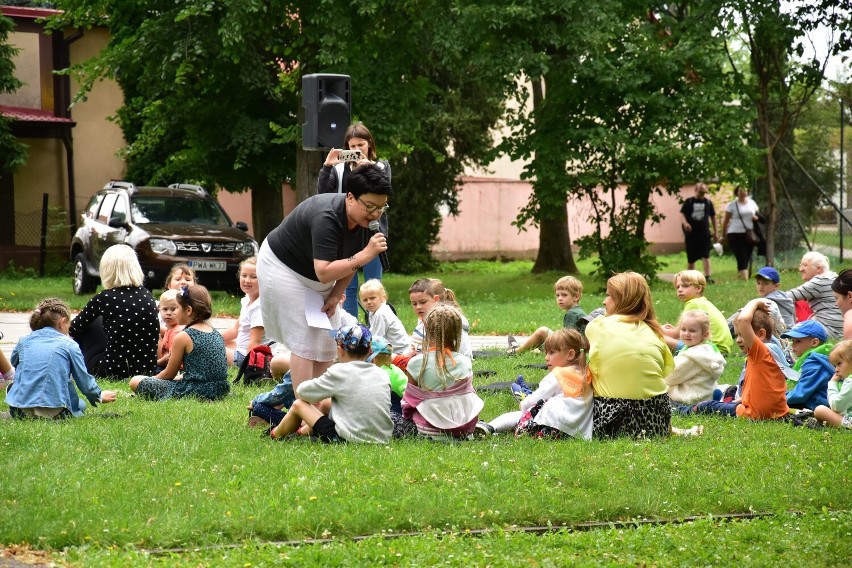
[268,323,393,443]
[781,320,834,410]
[754,266,795,329]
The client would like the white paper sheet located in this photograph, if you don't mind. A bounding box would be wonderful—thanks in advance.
[304,289,333,330]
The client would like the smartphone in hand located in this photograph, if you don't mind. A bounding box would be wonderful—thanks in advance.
[338,149,363,162]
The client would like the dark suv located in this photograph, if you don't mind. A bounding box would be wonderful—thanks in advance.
[71,181,258,294]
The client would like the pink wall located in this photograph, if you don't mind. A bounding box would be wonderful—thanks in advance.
[217,179,702,260]
[433,177,699,260]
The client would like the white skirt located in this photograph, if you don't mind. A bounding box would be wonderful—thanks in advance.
[257,240,342,362]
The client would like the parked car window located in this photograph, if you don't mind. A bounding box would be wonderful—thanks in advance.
[97,193,118,224]
[111,194,128,225]
[132,196,230,226]
[84,193,104,220]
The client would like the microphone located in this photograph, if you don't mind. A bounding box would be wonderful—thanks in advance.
[368,220,390,272]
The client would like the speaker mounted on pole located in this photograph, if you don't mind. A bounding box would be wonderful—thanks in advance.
[302,74,351,150]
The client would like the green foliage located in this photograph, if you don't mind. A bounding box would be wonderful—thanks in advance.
[488,1,757,277]
[49,0,506,266]
[0,14,28,174]
[719,0,852,262]
[304,0,508,273]
[50,1,304,240]
[575,219,663,279]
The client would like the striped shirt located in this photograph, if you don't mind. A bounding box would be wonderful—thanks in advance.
[786,272,844,339]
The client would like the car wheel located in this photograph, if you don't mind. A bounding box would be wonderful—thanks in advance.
[73,253,98,295]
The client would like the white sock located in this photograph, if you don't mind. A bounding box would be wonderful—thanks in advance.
[489,411,523,433]
[1,368,13,382]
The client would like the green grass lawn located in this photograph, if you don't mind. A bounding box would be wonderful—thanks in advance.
[2,253,851,566]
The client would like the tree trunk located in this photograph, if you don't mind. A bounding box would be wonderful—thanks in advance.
[532,214,579,274]
[764,149,777,265]
[251,179,283,244]
[296,146,323,204]
[531,76,578,274]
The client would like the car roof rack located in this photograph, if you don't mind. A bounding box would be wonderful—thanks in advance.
[104,180,138,194]
[168,183,209,196]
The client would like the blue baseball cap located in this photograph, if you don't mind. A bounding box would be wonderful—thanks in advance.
[328,323,372,352]
[755,267,780,283]
[366,335,393,362]
[780,320,827,342]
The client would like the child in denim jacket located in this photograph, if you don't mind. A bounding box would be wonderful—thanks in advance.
[6,298,116,419]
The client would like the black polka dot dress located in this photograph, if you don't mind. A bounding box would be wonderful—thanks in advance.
[70,286,159,380]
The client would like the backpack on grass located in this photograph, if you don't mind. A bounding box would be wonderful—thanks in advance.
[234,343,274,384]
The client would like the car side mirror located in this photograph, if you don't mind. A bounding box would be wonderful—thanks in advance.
[235,221,249,232]
[108,216,127,229]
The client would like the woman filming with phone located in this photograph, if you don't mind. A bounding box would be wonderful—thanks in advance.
[318,123,391,319]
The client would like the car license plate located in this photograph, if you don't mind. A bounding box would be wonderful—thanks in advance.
[188,260,226,271]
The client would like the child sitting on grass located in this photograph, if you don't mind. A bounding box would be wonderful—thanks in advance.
[780,320,833,410]
[221,257,266,367]
[813,339,852,429]
[726,267,794,362]
[403,304,483,439]
[665,310,726,404]
[400,278,472,365]
[5,298,116,419]
[163,263,197,292]
[476,328,593,440]
[512,276,586,354]
[156,289,184,370]
[367,335,417,438]
[129,285,230,401]
[268,323,393,444]
[752,267,795,328]
[681,299,789,419]
[360,279,409,355]
[663,270,734,355]
[247,295,357,430]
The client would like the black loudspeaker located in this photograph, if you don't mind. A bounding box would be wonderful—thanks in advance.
[302,74,351,150]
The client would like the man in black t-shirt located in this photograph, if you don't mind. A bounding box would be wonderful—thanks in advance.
[679,183,717,283]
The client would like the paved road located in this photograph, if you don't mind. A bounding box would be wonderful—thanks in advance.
[0,311,512,358]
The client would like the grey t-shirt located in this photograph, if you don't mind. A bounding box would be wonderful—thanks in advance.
[297,360,393,443]
[265,193,371,281]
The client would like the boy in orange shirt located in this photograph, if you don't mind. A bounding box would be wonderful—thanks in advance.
[678,299,789,419]
[734,299,790,419]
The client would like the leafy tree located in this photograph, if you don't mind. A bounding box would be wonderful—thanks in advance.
[50,1,505,271]
[297,0,508,273]
[50,1,302,241]
[0,14,27,175]
[488,1,756,277]
[720,0,852,264]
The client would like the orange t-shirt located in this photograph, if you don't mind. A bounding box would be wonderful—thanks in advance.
[158,325,184,359]
[736,339,790,420]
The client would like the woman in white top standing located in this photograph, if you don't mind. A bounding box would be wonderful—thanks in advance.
[721,186,760,280]
[317,123,391,319]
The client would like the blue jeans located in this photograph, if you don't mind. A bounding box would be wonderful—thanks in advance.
[250,371,295,427]
[251,403,287,427]
[689,400,738,417]
[343,256,383,319]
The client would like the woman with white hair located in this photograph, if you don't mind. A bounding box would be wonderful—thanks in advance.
[69,244,159,380]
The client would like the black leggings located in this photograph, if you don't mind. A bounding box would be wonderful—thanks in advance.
[727,232,754,271]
